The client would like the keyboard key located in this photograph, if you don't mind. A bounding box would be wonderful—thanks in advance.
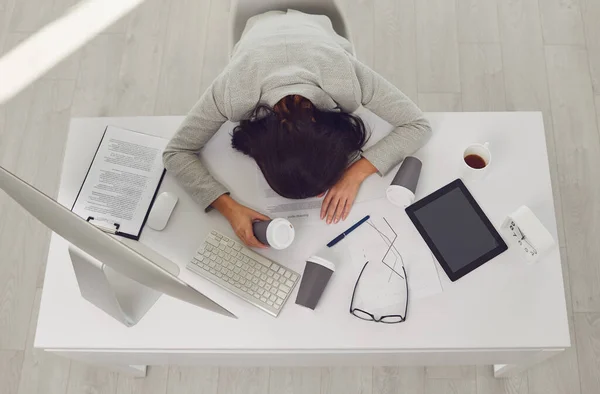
[252,277,259,284]
[209,269,216,274]
[235,261,243,268]
[216,273,223,278]
[245,273,252,280]
[261,296,268,303]
[260,266,268,274]
[274,273,281,280]
[284,271,291,278]
[260,274,267,280]
[285,279,294,287]
[279,284,290,292]
[258,289,265,295]
[267,278,274,284]
[267,270,274,277]
[277,290,287,298]
[291,273,298,281]
[209,262,216,268]
[233,244,242,251]
[214,233,222,240]
[265,284,272,291]
[234,267,241,274]
[248,267,255,274]
[233,274,240,281]
[235,283,241,288]
[210,255,216,261]
[216,257,223,264]
[223,255,230,261]
[240,278,247,285]
[227,241,234,247]
[267,300,274,306]
[258,280,265,287]
[241,286,248,292]
[206,237,219,247]
[270,294,277,302]
[211,230,218,236]
[228,278,235,284]
[278,267,286,275]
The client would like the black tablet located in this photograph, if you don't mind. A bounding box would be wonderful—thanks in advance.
[405,179,508,282]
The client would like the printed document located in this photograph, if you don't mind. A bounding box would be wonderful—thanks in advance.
[72,126,168,238]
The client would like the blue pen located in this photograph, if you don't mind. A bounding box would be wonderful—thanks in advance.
[326,215,370,247]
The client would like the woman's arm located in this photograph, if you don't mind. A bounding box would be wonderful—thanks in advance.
[162,75,231,211]
[350,57,432,175]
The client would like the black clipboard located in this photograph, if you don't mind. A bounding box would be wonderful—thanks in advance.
[71,126,167,240]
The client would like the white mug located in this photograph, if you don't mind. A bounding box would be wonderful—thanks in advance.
[462,142,491,181]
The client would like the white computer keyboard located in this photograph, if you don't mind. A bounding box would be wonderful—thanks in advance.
[187,230,301,317]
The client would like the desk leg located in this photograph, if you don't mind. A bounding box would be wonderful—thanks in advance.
[494,349,563,378]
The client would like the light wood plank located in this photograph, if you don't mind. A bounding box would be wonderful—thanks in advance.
[217,368,269,394]
[527,347,581,394]
[1,32,81,80]
[596,96,600,129]
[373,0,418,102]
[339,0,375,67]
[110,0,171,116]
[269,367,321,394]
[456,0,500,43]
[425,366,476,380]
[574,313,600,394]
[199,0,230,94]
[154,0,211,115]
[373,367,424,394]
[538,0,586,45]
[416,0,461,93]
[166,366,218,394]
[321,367,373,394]
[0,350,24,394]
[116,366,168,394]
[71,34,126,117]
[425,378,476,394]
[0,0,16,52]
[67,362,118,394]
[417,93,463,111]
[17,289,70,394]
[581,0,600,94]
[545,45,600,313]
[459,43,506,111]
[476,365,528,394]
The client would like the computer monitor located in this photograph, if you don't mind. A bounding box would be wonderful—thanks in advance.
[0,165,235,326]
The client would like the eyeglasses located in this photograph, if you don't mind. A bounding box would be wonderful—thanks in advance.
[349,218,409,324]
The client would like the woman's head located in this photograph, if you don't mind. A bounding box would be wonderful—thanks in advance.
[231,95,369,199]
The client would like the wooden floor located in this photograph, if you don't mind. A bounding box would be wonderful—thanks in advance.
[0,0,599,393]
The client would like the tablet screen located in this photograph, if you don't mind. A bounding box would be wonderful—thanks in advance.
[406,179,507,281]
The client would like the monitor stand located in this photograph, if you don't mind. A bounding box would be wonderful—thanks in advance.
[68,241,178,327]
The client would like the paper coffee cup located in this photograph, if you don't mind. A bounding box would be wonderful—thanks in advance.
[252,218,295,250]
[386,156,422,207]
[295,255,335,310]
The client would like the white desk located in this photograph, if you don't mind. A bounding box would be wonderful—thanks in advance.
[35,112,569,378]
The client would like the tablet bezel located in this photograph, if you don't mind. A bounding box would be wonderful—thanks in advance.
[405,179,508,282]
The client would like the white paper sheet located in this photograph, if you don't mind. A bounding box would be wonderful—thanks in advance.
[345,199,442,315]
[72,126,168,237]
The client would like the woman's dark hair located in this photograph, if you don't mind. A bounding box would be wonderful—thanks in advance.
[231,95,369,199]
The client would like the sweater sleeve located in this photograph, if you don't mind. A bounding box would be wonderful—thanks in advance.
[351,57,432,175]
[162,75,230,212]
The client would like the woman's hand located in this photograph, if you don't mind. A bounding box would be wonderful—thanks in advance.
[320,158,378,224]
[212,195,270,248]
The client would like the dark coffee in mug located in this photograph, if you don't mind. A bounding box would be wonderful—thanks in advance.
[464,154,487,169]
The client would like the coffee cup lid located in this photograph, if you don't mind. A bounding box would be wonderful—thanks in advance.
[266,218,295,250]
